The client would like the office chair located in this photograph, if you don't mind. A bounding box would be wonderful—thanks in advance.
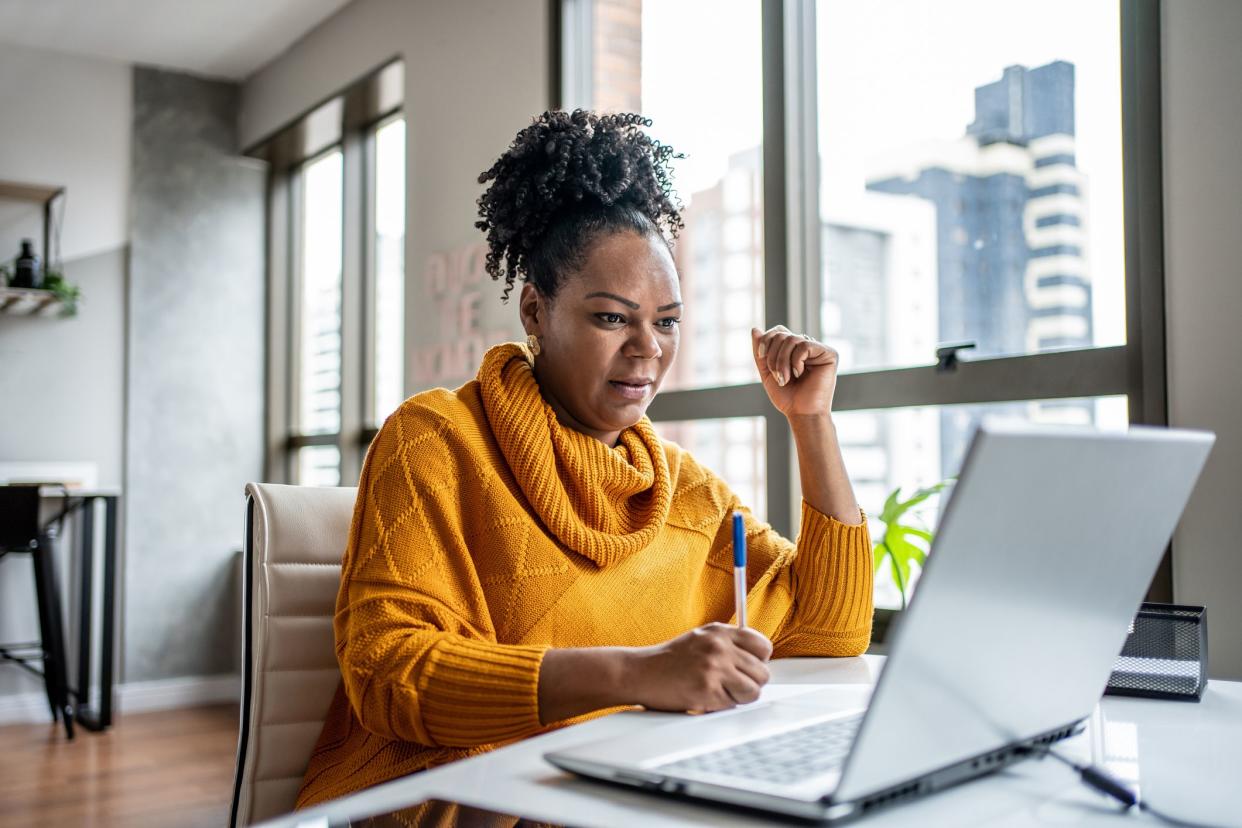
[230,482,357,827]
[0,484,75,739]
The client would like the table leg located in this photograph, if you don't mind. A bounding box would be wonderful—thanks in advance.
[76,499,94,715]
[76,495,117,732]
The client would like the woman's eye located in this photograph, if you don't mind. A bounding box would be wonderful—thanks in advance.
[657,317,681,329]
[598,313,625,325]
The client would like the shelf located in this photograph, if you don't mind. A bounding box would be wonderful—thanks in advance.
[0,286,64,317]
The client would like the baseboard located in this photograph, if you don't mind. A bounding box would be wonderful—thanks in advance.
[0,673,240,725]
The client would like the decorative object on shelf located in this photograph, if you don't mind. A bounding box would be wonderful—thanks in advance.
[0,183,80,318]
[11,238,42,288]
[872,479,953,610]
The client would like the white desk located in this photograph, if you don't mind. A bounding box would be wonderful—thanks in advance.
[260,656,1242,827]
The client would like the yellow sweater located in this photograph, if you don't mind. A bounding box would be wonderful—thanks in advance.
[295,342,873,808]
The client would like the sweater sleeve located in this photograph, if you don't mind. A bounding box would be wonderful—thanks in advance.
[334,408,548,749]
[723,497,874,658]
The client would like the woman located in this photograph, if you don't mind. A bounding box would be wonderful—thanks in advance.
[295,110,872,808]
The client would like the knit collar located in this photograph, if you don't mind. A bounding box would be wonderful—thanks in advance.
[477,341,672,568]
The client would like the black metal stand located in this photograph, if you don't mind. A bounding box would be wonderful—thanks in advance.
[65,494,118,731]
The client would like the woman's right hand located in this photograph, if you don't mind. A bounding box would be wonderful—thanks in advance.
[626,623,773,713]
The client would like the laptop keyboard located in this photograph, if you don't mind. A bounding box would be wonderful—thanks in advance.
[655,714,862,786]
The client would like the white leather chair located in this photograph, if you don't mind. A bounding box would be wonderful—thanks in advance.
[230,482,357,826]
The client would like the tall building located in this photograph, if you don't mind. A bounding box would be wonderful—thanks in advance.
[868,61,1092,359]
[866,61,1095,473]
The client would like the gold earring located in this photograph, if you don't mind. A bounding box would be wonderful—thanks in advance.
[526,333,542,356]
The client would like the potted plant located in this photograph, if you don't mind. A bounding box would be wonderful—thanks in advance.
[872,480,953,610]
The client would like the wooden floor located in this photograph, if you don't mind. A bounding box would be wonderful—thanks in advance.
[0,704,239,827]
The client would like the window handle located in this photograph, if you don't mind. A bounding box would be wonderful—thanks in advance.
[935,342,976,373]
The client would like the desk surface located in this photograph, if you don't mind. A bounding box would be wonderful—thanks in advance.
[262,656,1242,828]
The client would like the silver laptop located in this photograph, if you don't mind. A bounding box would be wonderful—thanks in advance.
[545,422,1214,822]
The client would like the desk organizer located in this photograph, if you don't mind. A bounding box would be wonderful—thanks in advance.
[1105,603,1207,701]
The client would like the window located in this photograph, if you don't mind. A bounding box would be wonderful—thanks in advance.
[256,61,405,487]
[370,116,407,425]
[585,0,765,392]
[297,149,344,443]
[565,1,1169,615]
[816,1,1125,370]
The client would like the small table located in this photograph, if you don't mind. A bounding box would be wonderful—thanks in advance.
[258,656,1242,827]
[37,486,120,732]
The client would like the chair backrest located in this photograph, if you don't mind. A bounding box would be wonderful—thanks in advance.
[230,482,358,827]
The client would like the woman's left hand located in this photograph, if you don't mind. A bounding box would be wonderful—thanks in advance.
[751,326,840,419]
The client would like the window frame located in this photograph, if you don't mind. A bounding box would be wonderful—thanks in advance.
[251,59,404,487]
[559,0,1169,630]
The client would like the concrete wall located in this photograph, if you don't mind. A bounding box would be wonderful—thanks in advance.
[0,45,131,697]
[240,0,549,399]
[125,67,264,681]
[1163,0,1242,680]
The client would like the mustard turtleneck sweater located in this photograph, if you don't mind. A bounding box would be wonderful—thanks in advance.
[295,342,873,809]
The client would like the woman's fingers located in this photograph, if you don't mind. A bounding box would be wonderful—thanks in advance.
[733,649,772,689]
[753,327,838,385]
[720,669,763,706]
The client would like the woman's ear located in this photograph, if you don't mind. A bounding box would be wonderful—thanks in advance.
[518,282,543,336]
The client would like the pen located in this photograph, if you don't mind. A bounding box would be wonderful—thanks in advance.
[733,510,747,628]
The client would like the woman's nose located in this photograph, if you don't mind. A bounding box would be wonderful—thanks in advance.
[625,324,662,359]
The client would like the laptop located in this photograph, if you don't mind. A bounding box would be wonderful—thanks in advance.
[545,421,1214,822]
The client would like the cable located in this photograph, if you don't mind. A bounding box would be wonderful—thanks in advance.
[1016,745,1228,828]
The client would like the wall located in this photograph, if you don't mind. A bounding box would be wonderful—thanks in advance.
[1162,0,1242,679]
[240,0,550,398]
[125,67,264,681]
[0,44,131,697]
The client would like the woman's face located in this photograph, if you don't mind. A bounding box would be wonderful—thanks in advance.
[520,230,681,446]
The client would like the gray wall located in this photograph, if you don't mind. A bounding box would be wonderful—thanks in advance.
[240,0,548,399]
[1163,0,1242,679]
[0,45,131,698]
[125,67,264,681]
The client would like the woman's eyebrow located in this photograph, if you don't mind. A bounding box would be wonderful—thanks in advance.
[584,291,682,312]
[584,291,639,309]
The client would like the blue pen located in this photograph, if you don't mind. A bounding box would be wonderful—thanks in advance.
[732,511,747,628]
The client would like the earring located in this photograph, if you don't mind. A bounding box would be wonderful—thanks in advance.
[526,333,542,356]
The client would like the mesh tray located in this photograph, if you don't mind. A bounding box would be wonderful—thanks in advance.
[1104,603,1207,701]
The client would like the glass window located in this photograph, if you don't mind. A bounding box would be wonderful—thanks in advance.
[593,0,765,390]
[297,445,341,487]
[656,417,766,522]
[297,149,344,436]
[373,117,406,423]
[839,395,1128,608]
[816,0,1124,373]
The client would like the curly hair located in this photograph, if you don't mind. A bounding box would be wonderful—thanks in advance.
[475,109,684,302]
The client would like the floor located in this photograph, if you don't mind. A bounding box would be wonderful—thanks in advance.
[0,704,239,827]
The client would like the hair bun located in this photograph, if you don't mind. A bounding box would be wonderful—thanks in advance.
[476,109,684,301]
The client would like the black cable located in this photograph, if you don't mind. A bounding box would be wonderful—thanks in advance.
[1017,745,1228,828]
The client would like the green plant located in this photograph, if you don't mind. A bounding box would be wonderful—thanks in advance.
[42,269,81,317]
[872,480,952,609]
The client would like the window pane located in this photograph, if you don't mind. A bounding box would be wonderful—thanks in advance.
[837,395,1128,608]
[655,417,766,522]
[298,149,343,435]
[816,1,1124,374]
[373,117,406,423]
[593,0,765,390]
[297,445,341,487]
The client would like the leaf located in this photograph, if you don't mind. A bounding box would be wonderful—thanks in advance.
[873,541,890,573]
[878,488,903,524]
[886,532,917,586]
[898,481,951,514]
[888,554,907,610]
[888,526,928,567]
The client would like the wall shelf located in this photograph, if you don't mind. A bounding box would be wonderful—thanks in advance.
[0,286,64,317]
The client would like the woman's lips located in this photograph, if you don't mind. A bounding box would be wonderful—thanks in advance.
[608,380,652,400]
